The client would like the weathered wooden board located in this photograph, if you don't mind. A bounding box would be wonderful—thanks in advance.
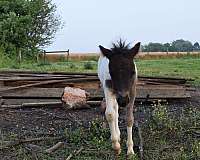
[2,99,61,105]
[0,85,190,105]
[0,80,100,90]
[1,88,63,98]
[0,71,192,107]
[0,77,99,94]
[137,86,190,99]
[0,81,4,87]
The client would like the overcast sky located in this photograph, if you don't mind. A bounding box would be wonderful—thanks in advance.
[46,0,200,52]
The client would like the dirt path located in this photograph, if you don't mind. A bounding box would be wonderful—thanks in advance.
[0,88,199,160]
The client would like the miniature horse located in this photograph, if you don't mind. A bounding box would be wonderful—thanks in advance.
[98,40,140,156]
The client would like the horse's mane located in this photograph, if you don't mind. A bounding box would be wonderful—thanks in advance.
[111,39,131,54]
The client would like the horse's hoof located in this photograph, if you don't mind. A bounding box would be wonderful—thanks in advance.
[113,142,121,155]
[127,149,135,156]
[113,141,120,150]
[114,148,121,156]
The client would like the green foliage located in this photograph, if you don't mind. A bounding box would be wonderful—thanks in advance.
[0,0,62,58]
[69,63,77,69]
[88,119,110,147]
[63,120,138,160]
[65,119,110,147]
[142,42,165,52]
[0,47,17,68]
[172,39,193,52]
[142,39,199,52]
[143,103,200,160]
[84,61,94,70]
[193,42,200,51]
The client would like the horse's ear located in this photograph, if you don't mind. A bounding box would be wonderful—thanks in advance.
[130,42,141,58]
[99,45,112,59]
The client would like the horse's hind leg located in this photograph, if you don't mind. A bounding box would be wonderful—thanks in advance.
[127,79,137,156]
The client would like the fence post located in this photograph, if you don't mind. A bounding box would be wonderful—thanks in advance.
[66,49,69,62]
[43,50,46,64]
[36,53,39,63]
[18,48,22,64]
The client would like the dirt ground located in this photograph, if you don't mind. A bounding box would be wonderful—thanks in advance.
[0,87,199,160]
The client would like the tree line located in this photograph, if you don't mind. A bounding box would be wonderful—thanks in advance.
[142,40,200,52]
[0,0,61,60]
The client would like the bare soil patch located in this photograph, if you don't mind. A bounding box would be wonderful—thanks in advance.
[0,88,199,160]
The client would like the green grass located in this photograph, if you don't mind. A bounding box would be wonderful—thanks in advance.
[0,56,200,85]
[142,103,200,160]
[0,60,97,73]
[136,57,200,85]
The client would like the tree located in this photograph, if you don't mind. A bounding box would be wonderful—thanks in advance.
[142,43,165,52]
[171,39,193,52]
[0,0,62,58]
[193,42,200,51]
[141,40,196,52]
[163,43,173,52]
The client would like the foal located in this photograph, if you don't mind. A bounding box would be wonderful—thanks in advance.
[98,41,140,156]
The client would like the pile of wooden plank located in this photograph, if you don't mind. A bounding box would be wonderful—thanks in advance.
[0,71,192,109]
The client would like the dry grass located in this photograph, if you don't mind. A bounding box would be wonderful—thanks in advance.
[40,52,200,62]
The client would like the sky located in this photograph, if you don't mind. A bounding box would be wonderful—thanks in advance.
[46,0,200,52]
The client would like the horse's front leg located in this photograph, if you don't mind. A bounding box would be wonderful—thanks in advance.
[126,103,135,155]
[105,91,121,155]
[114,100,121,143]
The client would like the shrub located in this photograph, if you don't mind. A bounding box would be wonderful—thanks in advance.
[69,63,77,69]
[0,47,13,68]
[84,61,94,70]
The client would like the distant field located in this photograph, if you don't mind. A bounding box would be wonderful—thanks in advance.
[40,52,200,62]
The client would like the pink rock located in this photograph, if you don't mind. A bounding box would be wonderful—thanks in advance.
[62,87,87,109]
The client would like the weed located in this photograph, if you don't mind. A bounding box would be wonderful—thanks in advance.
[84,61,94,70]
[59,55,66,62]
[142,103,200,160]
[69,63,77,69]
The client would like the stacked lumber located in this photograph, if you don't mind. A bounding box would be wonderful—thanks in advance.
[0,71,192,109]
